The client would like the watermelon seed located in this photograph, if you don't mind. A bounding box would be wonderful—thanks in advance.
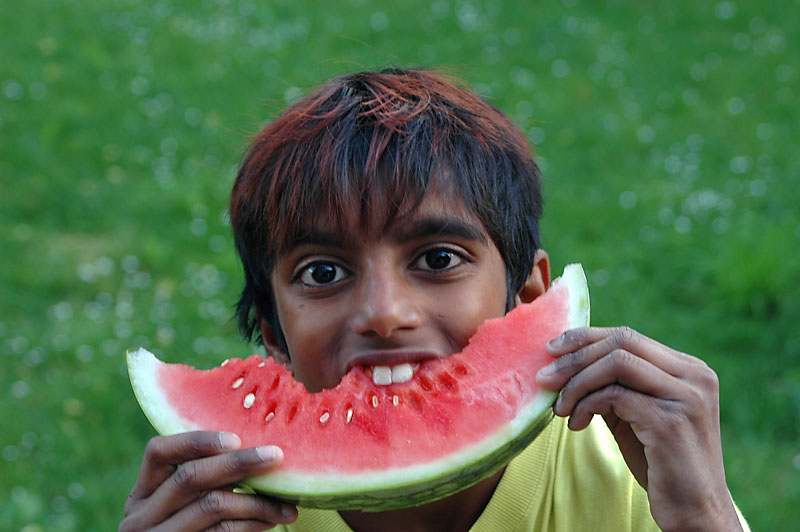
[392,395,399,406]
[437,372,458,391]
[418,375,434,392]
[268,374,281,391]
[286,404,298,424]
[408,390,425,411]
[346,408,353,423]
[221,359,230,366]
[371,395,379,408]
[258,361,266,368]
[231,377,245,389]
[243,393,255,409]
[319,412,330,423]
[265,411,275,422]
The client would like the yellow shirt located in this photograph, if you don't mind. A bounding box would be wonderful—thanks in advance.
[274,416,747,531]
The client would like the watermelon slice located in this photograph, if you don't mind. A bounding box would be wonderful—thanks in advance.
[127,263,589,510]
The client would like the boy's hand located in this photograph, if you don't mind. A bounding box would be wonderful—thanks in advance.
[120,431,297,532]
[536,327,742,532]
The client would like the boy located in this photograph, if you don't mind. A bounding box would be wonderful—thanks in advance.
[120,68,747,531]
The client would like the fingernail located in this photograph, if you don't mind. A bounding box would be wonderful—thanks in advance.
[546,336,563,350]
[219,432,241,449]
[554,394,563,413]
[537,363,555,378]
[256,445,282,462]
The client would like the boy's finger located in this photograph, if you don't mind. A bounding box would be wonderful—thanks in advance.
[552,349,681,416]
[540,326,692,385]
[545,326,608,354]
[154,490,297,532]
[131,431,242,500]
[144,446,283,524]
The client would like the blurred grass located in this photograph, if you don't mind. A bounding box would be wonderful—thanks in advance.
[1,0,798,530]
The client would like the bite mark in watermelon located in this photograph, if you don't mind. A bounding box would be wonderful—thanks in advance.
[127,263,589,510]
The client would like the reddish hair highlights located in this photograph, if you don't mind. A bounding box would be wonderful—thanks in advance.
[230,68,543,344]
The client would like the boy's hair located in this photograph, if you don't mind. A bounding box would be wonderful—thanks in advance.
[230,67,543,348]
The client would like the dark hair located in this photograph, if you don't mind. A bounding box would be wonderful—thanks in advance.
[230,68,543,348]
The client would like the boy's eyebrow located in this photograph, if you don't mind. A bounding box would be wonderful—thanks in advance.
[288,216,487,252]
[393,216,488,243]
[290,230,345,249]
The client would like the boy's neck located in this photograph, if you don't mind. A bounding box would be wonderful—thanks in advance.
[339,468,505,532]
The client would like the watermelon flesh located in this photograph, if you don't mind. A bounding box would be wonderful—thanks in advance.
[127,263,589,510]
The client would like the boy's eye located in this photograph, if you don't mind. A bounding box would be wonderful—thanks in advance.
[297,262,347,286]
[413,248,464,271]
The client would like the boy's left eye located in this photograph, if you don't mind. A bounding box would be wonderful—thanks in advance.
[412,248,465,272]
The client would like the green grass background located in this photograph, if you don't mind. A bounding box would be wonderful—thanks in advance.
[2,0,798,529]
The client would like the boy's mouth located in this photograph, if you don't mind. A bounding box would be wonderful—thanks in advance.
[345,350,443,385]
[366,363,420,386]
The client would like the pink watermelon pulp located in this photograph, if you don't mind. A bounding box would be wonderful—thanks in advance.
[127,263,589,510]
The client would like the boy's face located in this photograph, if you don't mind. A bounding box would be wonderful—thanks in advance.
[264,192,525,392]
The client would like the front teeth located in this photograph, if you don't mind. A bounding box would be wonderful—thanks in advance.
[372,366,392,385]
[391,363,413,383]
[372,363,414,385]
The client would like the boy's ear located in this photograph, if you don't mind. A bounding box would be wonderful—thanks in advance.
[516,249,550,305]
[259,318,293,371]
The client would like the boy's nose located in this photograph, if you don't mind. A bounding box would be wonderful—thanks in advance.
[350,261,422,338]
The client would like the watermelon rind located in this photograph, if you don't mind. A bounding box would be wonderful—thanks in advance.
[127,263,590,511]
[128,349,196,436]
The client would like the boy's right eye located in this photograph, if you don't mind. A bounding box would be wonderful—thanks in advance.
[295,261,348,286]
